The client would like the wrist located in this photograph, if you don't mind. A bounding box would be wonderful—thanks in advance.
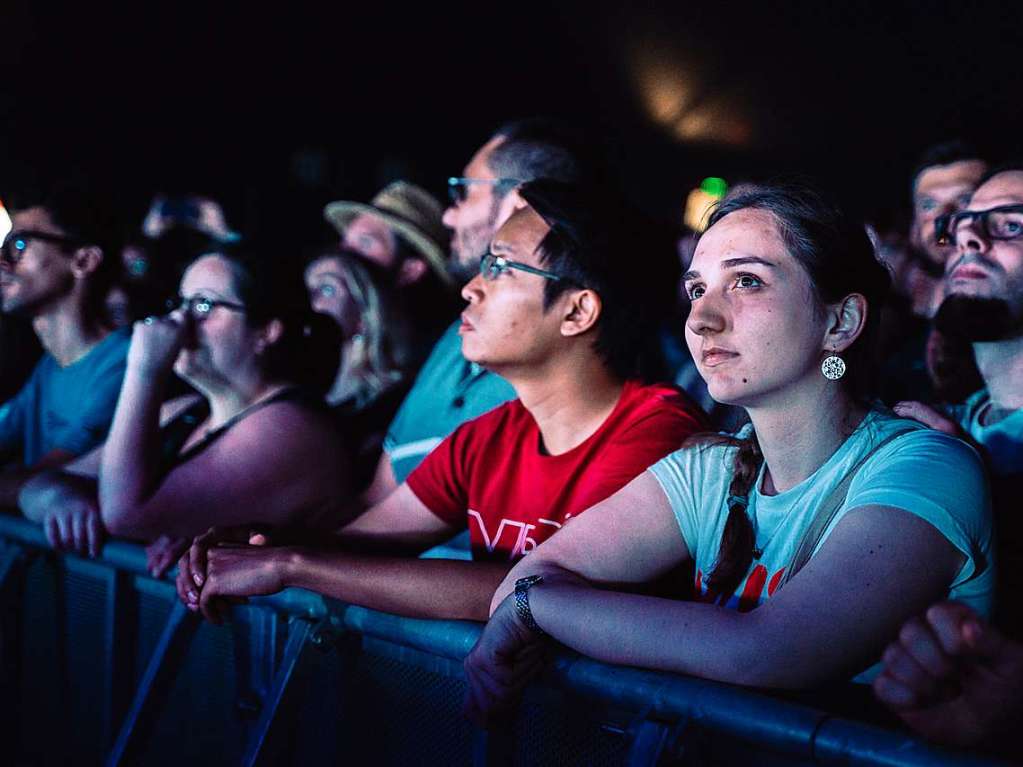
[514,575,547,637]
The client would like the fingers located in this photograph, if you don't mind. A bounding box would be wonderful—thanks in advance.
[176,553,200,611]
[44,514,61,550]
[892,401,959,436]
[896,616,956,679]
[189,538,209,589]
[86,510,103,559]
[70,510,88,557]
[873,670,920,710]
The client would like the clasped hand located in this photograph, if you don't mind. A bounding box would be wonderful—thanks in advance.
[175,527,285,624]
[127,312,190,377]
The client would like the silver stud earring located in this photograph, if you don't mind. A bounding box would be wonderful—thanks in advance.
[821,354,846,381]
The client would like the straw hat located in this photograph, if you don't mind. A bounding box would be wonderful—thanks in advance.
[324,181,453,286]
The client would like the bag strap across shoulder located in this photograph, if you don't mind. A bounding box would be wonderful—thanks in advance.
[777,427,915,590]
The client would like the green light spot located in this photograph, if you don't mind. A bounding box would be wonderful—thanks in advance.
[700,177,727,198]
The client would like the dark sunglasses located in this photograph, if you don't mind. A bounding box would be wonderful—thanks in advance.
[935,204,1023,246]
[1,230,83,263]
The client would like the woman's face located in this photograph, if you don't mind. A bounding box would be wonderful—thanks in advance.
[683,208,831,409]
[305,256,361,338]
[173,254,261,388]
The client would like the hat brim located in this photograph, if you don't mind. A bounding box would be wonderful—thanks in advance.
[324,201,454,286]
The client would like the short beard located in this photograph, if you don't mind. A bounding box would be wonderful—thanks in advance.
[934,295,1020,342]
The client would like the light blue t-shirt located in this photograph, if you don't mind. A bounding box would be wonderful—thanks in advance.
[0,328,130,466]
[952,388,1023,478]
[383,320,516,484]
[648,409,994,620]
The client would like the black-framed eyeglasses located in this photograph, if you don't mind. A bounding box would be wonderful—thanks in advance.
[479,252,563,282]
[1,230,83,264]
[447,176,522,205]
[166,295,247,320]
[936,204,1023,245]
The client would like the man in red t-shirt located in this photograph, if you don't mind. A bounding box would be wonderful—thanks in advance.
[178,180,706,621]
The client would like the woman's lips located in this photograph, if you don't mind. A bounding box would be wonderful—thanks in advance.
[701,348,739,367]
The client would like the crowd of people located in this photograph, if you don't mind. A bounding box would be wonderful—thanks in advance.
[0,119,1020,757]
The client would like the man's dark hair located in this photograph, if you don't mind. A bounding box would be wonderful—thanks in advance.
[487,118,604,194]
[910,140,986,197]
[7,184,123,322]
[517,179,665,379]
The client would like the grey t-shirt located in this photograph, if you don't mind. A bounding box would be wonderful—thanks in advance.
[0,328,131,466]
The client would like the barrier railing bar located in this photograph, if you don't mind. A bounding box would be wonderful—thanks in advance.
[0,516,1003,767]
[0,541,29,757]
[241,618,321,767]
[102,569,137,753]
[106,601,198,767]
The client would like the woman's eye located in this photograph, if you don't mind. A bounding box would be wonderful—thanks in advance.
[734,274,762,289]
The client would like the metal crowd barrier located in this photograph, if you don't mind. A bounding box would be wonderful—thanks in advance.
[0,515,1007,767]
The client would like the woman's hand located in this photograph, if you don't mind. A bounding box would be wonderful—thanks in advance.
[145,535,191,578]
[42,497,104,558]
[176,527,274,621]
[126,313,189,378]
[893,401,966,439]
[463,592,550,728]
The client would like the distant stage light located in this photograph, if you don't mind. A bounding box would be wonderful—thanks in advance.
[0,202,11,244]
[684,177,728,232]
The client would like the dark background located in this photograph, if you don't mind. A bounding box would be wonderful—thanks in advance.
[3,0,1021,240]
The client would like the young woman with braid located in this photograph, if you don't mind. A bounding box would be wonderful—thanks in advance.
[463,184,994,722]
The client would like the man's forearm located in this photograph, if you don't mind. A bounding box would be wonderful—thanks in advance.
[283,549,512,622]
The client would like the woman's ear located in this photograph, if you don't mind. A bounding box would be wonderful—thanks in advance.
[560,288,602,338]
[824,292,868,353]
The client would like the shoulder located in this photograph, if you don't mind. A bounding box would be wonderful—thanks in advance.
[617,380,707,424]
[449,398,525,440]
[864,410,981,469]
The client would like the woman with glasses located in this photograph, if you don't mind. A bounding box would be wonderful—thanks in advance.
[304,246,414,489]
[20,248,352,574]
[462,184,994,722]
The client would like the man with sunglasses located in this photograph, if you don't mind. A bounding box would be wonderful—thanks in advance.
[177,181,705,624]
[0,185,129,511]
[364,119,599,502]
[880,142,988,404]
[877,166,1023,753]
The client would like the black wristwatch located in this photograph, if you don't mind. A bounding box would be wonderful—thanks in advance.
[514,575,546,636]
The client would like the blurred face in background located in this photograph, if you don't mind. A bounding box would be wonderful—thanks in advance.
[911,159,987,266]
[342,214,398,270]
[305,255,362,339]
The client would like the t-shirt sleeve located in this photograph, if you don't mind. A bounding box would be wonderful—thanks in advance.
[404,421,473,526]
[47,343,128,457]
[842,429,992,588]
[647,443,713,562]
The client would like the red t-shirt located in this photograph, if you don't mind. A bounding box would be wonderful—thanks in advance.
[406,380,707,561]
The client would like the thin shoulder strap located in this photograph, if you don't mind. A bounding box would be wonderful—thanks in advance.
[778,428,915,590]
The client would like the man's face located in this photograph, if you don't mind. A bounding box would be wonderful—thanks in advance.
[442,136,513,278]
[0,207,77,316]
[911,159,987,266]
[940,170,1023,337]
[342,213,398,270]
[458,205,567,373]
